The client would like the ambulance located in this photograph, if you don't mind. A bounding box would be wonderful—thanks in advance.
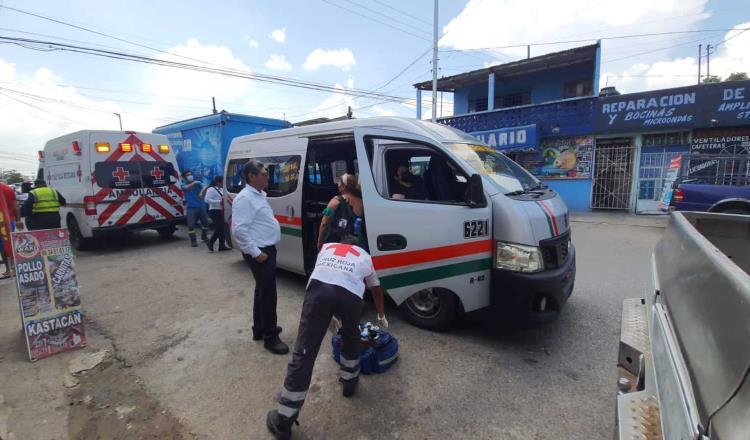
[224,117,576,329]
[38,130,185,250]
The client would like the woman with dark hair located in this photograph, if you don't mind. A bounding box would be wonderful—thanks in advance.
[201,175,230,252]
[317,173,367,251]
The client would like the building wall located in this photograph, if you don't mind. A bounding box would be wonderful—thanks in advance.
[545,179,592,212]
[451,63,594,115]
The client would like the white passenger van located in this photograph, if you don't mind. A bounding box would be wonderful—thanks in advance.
[38,130,185,250]
[224,117,575,329]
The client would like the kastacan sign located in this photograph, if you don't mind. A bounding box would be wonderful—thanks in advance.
[596,80,750,133]
[470,124,537,152]
[12,229,86,362]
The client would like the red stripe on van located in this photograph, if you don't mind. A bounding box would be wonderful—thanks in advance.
[145,197,174,219]
[274,215,302,226]
[115,197,145,226]
[372,239,493,271]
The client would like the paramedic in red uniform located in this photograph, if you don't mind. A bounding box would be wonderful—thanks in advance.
[231,160,288,355]
[266,235,388,439]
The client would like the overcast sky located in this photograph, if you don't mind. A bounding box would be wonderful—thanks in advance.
[1,0,749,175]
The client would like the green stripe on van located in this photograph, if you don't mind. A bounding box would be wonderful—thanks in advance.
[537,203,555,236]
[380,258,492,290]
[280,226,302,237]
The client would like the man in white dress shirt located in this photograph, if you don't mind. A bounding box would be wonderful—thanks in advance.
[231,160,289,355]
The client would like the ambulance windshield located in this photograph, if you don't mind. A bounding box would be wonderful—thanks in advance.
[445,143,539,192]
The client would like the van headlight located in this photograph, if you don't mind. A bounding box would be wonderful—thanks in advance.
[495,241,544,273]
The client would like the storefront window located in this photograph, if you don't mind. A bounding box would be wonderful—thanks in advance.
[642,132,691,146]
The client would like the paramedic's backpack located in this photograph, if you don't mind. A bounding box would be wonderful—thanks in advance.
[332,323,399,374]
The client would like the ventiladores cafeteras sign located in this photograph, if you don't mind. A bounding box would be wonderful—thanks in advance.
[12,228,86,362]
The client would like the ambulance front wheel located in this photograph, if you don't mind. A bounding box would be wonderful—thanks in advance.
[400,288,458,331]
[67,216,92,251]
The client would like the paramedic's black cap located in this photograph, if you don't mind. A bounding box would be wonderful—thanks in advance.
[34,179,46,186]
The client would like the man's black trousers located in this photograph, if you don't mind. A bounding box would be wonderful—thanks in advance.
[276,279,363,419]
[243,245,279,340]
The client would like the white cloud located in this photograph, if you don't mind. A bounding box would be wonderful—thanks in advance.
[291,77,356,121]
[270,28,286,43]
[265,54,292,72]
[602,23,750,93]
[244,35,259,48]
[370,105,396,117]
[303,49,356,71]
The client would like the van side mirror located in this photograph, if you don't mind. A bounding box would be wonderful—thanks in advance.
[466,174,486,208]
[21,182,32,194]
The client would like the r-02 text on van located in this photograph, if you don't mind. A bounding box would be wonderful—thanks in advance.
[224,117,575,329]
[39,131,185,249]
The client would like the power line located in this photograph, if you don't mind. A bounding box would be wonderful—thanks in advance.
[440,28,750,52]
[713,26,750,48]
[603,33,721,64]
[371,0,433,27]
[0,35,413,103]
[320,0,431,41]
[341,0,432,37]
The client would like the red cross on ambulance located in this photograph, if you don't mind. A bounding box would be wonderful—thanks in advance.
[150,166,165,180]
[112,166,130,182]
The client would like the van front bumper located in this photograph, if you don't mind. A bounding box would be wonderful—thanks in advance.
[470,245,576,327]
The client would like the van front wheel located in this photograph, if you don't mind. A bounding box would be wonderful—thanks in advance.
[399,288,458,331]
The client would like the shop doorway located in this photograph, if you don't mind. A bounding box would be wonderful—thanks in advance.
[636,148,689,214]
[591,138,634,210]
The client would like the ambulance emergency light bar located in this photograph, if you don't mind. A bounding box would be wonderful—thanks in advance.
[141,143,152,153]
[158,144,169,153]
[119,143,133,152]
[95,142,110,153]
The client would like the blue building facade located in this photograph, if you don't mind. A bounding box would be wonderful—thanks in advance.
[416,44,600,212]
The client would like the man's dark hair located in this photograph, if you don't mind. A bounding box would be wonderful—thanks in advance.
[181,170,192,178]
[243,160,265,183]
[339,234,360,245]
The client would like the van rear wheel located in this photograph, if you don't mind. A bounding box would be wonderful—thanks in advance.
[157,225,177,239]
[399,288,458,331]
[67,216,92,251]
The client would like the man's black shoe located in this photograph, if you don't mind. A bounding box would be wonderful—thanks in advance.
[264,337,289,355]
[266,410,298,440]
[218,246,231,251]
[253,326,283,341]
[341,377,359,398]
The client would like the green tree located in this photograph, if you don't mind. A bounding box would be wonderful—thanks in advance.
[702,75,721,84]
[725,72,749,81]
[0,169,25,184]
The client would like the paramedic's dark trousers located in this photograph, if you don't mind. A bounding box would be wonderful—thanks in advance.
[26,213,61,230]
[277,280,363,419]
[243,246,280,340]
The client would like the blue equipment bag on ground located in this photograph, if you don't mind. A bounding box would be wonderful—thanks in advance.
[332,323,398,374]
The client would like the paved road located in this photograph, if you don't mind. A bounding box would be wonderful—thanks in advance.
[0,214,665,439]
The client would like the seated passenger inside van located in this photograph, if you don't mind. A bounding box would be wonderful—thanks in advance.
[389,163,427,200]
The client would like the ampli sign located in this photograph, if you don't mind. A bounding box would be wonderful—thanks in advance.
[471,124,537,152]
[596,80,750,133]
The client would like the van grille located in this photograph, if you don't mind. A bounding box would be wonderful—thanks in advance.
[540,231,570,269]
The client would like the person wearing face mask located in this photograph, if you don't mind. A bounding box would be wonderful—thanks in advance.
[180,170,209,247]
[200,175,231,252]
[390,163,427,200]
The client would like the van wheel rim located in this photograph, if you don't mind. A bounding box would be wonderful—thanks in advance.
[406,289,441,319]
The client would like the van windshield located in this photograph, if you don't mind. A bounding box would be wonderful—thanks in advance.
[94,162,175,189]
[445,143,539,192]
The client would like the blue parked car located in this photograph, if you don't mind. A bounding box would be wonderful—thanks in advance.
[670,155,750,215]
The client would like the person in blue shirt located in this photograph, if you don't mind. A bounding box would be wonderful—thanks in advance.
[180,170,209,247]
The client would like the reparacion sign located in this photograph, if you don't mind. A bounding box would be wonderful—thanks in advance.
[595,80,750,133]
[471,124,537,152]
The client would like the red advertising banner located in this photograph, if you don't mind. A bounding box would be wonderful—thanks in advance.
[12,229,86,361]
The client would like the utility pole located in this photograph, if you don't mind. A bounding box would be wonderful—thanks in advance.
[113,112,122,130]
[212,97,217,114]
[431,0,439,122]
[527,45,530,59]
[697,44,702,84]
[706,44,711,80]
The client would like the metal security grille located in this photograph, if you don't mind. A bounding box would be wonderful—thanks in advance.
[637,151,686,213]
[680,154,750,185]
[591,139,635,209]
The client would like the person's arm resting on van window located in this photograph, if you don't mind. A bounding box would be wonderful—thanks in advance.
[232,196,263,259]
[317,196,340,250]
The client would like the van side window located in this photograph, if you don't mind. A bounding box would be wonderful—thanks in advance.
[376,146,469,204]
[226,156,301,197]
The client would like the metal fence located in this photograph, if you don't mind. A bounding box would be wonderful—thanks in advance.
[591,140,635,209]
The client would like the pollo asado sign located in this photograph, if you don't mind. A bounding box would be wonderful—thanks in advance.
[596,80,750,133]
[12,229,86,361]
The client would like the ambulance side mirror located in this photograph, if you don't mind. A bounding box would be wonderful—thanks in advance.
[466,174,486,208]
